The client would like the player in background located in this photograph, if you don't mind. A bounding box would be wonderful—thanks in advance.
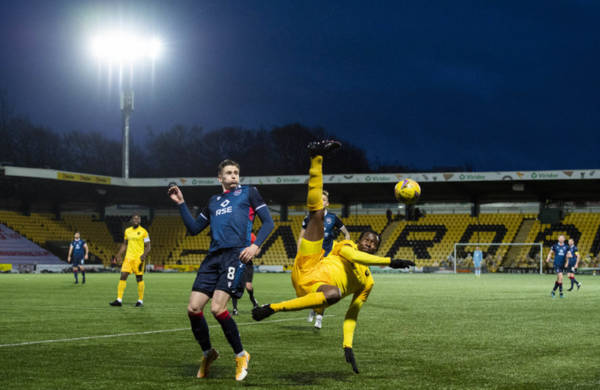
[566,238,582,291]
[168,159,274,381]
[473,247,483,277]
[67,232,88,284]
[546,234,568,298]
[110,214,151,307]
[232,232,260,315]
[297,190,351,329]
[252,140,414,373]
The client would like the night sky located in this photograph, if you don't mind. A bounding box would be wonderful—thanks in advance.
[1,0,599,171]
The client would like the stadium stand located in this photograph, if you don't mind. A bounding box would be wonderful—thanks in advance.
[0,223,62,264]
[0,210,72,246]
[1,209,599,270]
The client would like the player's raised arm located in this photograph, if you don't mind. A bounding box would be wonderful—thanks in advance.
[338,244,414,268]
[335,216,351,241]
[169,186,210,235]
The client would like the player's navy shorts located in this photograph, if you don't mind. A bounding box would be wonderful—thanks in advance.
[192,248,246,299]
[553,264,564,273]
[565,264,576,273]
[72,258,84,266]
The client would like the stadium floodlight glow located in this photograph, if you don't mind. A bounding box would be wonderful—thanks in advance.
[90,31,162,63]
[90,30,162,179]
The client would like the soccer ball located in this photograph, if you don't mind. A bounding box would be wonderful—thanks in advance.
[394,179,421,204]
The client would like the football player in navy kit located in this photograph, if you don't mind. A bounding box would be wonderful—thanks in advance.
[546,235,568,298]
[566,238,582,291]
[67,232,88,284]
[169,159,274,381]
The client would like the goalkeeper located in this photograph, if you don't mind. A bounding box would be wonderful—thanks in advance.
[252,140,414,374]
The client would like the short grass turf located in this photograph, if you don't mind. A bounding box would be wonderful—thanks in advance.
[1,273,600,389]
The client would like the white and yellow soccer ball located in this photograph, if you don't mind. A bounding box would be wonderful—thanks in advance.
[394,178,421,204]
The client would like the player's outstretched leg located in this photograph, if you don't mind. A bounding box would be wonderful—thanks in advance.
[252,292,328,321]
[252,285,339,321]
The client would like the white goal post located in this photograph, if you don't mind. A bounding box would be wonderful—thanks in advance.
[452,243,544,274]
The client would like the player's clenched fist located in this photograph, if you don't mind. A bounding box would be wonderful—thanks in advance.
[168,184,185,205]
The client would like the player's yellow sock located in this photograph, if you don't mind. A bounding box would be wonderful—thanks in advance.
[137,280,145,301]
[307,155,323,211]
[271,292,327,312]
[117,280,126,300]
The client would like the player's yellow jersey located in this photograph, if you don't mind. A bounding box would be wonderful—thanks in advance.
[124,226,150,260]
[322,240,374,298]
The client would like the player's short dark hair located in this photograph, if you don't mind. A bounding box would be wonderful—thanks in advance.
[218,159,240,175]
[322,190,329,200]
[358,229,381,249]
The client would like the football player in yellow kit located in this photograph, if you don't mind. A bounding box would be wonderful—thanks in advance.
[110,214,151,307]
[252,140,413,373]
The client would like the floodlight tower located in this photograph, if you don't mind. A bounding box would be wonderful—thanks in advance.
[91,32,162,178]
[121,72,134,179]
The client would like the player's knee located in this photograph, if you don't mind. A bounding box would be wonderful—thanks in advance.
[188,303,202,313]
[210,302,227,317]
[323,288,341,304]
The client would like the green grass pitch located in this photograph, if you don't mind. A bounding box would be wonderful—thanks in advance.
[1,272,600,389]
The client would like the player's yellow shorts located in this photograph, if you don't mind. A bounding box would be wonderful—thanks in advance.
[292,238,331,297]
[121,257,144,276]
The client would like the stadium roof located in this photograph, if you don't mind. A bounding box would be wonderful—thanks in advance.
[1,166,599,208]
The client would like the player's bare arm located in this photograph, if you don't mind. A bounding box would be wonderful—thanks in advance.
[140,241,151,261]
[341,225,351,241]
[67,245,73,263]
[116,241,127,263]
[84,242,89,260]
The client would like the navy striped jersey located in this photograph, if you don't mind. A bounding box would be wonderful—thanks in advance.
[196,185,268,252]
[70,239,86,260]
[302,210,345,256]
[551,243,568,266]
[568,245,579,266]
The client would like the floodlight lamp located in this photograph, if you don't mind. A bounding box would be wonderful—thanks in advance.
[90,31,162,63]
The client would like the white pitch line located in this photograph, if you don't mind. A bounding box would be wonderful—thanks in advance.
[0,315,335,348]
